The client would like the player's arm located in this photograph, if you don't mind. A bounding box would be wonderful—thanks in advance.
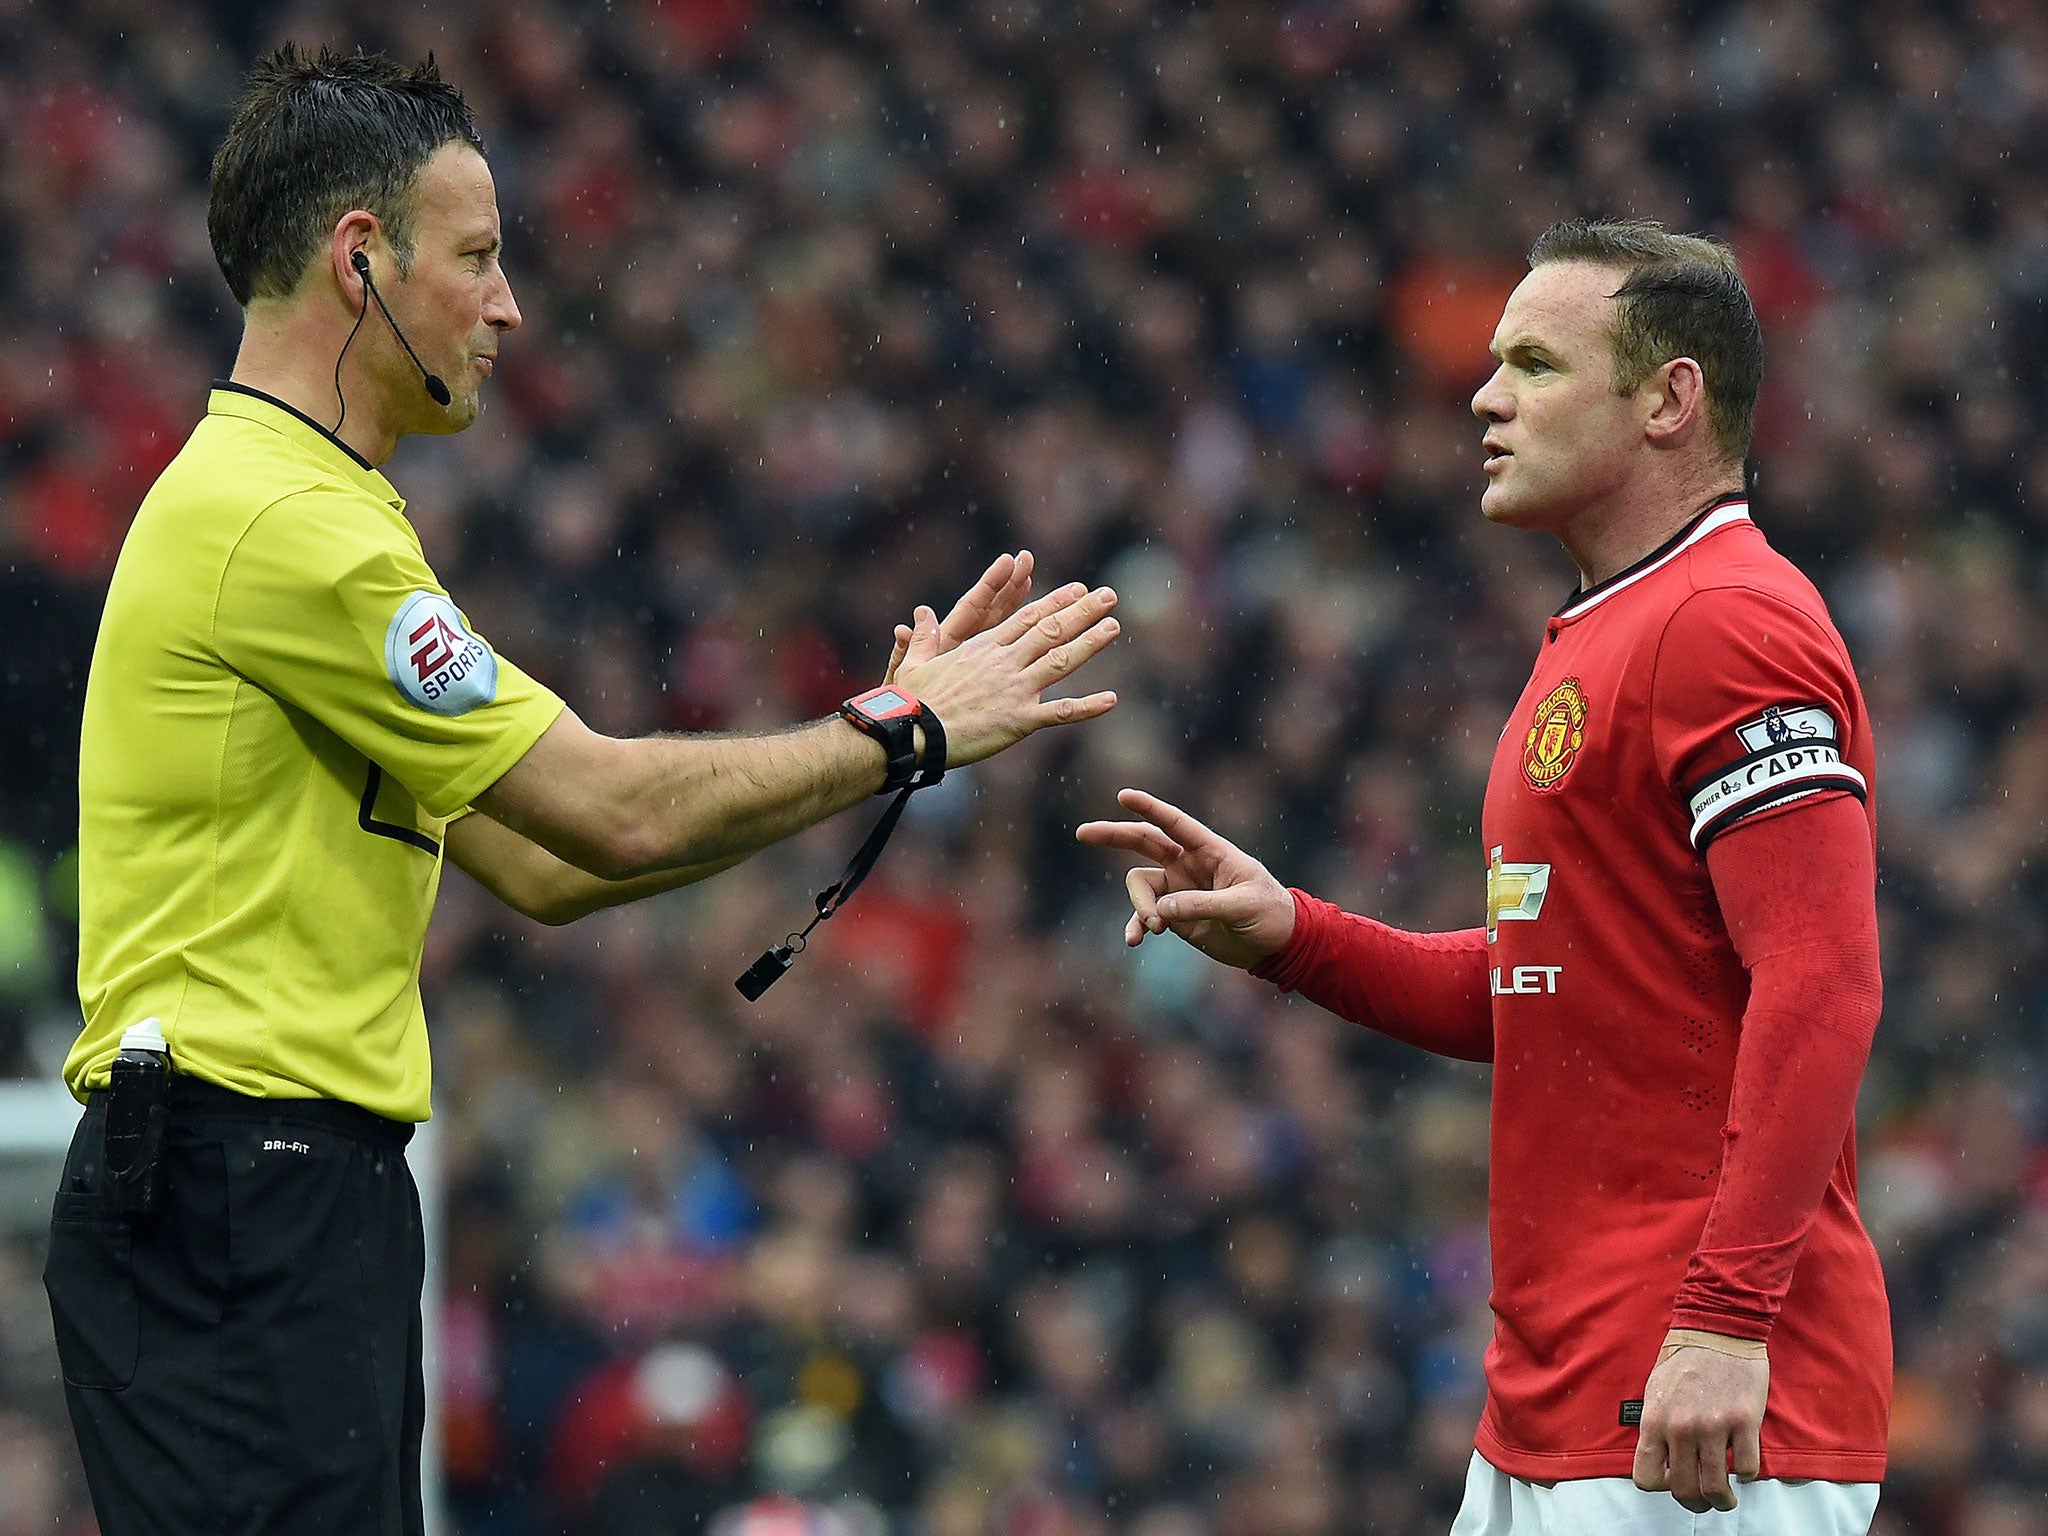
[476,578,1119,881]
[1251,893,1491,1062]
[1675,793,1881,1334]
[1076,788,1492,1060]
[1634,586,1882,1513]
[1632,791,1878,1515]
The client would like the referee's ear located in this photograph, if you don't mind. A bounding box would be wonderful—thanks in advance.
[326,210,382,308]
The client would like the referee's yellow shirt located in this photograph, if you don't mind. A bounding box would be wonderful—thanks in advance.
[69,385,565,1121]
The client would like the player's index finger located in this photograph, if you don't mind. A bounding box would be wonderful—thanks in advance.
[1115,787,1219,849]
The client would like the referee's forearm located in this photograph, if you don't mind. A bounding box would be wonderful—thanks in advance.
[476,711,894,881]
[541,854,750,923]
[605,718,889,875]
[448,809,750,923]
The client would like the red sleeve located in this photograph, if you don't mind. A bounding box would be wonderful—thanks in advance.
[1667,792,1881,1340]
[1651,586,1868,852]
[1251,890,1493,1062]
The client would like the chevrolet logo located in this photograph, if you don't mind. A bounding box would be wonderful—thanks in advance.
[1486,846,1550,942]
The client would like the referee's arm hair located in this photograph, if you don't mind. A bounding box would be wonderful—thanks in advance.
[469,577,1119,889]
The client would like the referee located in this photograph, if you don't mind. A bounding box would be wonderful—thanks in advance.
[45,46,1120,1536]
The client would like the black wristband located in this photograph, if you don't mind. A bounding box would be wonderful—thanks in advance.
[839,686,921,794]
[845,713,916,793]
[911,709,947,789]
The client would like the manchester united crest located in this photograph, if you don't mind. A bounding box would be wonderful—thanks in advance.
[1522,678,1588,790]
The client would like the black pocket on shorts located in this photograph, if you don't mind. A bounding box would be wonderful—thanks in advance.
[44,1193,140,1390]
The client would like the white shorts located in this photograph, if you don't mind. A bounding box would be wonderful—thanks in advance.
[1448,1451,1880,1536]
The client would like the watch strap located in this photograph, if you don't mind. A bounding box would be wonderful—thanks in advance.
[839,697,918,793]
[910,709,947,789]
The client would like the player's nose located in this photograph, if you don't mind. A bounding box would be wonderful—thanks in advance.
[1471,366,1512,422]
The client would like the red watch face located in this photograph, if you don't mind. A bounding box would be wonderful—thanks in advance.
[849,686,920,722]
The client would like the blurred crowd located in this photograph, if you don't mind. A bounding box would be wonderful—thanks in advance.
[3,0,2047,1532]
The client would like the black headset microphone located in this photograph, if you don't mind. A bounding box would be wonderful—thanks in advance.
[349,250,451,407]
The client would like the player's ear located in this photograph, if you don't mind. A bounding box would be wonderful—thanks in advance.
[1643,357,1707,448]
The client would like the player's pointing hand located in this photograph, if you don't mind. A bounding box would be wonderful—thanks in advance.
[1076,787,1296,970]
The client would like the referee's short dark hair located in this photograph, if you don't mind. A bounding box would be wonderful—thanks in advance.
[1528,218,1765,464]
[208,45,485,307]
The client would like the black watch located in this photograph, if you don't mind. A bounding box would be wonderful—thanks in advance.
[840,685,946,794]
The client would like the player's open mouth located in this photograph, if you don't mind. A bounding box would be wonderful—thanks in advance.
[474,356,493,376]
[1483,439,1511,472]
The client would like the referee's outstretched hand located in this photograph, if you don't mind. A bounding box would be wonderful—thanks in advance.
[883,550,1039,684]
[1075,788,1296,971]
[890,563,1121,768]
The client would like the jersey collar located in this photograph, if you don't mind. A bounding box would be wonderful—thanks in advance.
[208,382,404,509]
[1551,493,1750,624]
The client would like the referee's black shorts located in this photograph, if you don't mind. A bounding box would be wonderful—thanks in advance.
[43,1076,425,1536]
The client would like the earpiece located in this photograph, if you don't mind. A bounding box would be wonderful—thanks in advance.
[348,250,451,407]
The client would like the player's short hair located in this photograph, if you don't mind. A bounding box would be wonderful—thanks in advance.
[208,45,485,307]
[1528,218,1763,464]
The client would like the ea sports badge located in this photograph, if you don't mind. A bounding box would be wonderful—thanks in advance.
[1522,677,1587,790]
[385,591,498,715]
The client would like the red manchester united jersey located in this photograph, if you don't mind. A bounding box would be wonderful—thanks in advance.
[1474,497,1890,1482]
